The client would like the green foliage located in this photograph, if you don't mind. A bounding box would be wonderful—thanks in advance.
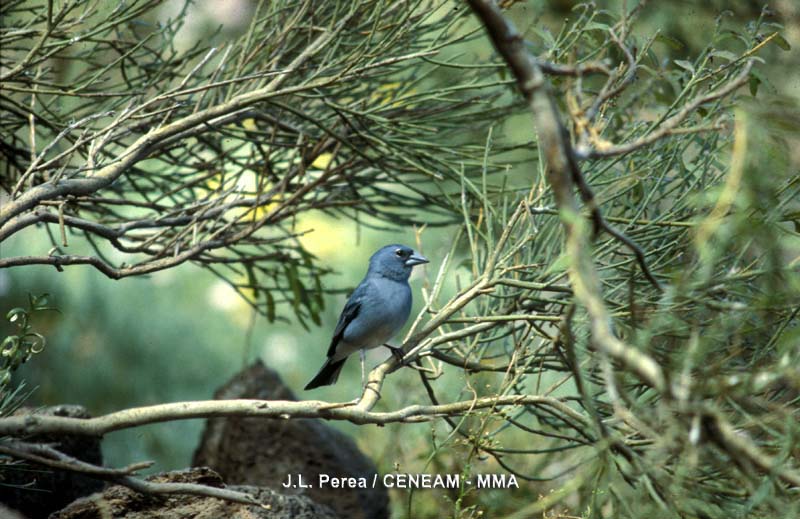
[1,294,52,392]
[375,3,800,519]
[0,294,54,423]
[1,1,798,518]
[0,0,516,325]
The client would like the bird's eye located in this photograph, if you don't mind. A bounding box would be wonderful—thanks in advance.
[395,249,404,257]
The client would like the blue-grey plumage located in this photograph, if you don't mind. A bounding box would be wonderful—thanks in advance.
[304,244,429,390]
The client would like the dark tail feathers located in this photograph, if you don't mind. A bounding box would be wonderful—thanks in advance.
[304,358,347,390]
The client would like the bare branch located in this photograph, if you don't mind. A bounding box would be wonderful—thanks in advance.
[0,395,586,437]
[0,440,261,506]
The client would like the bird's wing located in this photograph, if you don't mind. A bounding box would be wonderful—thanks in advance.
[326,285,365,358]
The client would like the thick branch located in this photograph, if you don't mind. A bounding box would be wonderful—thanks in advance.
[0,395,585,437]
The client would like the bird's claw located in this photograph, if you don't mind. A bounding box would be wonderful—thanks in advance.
[385,344,405,364]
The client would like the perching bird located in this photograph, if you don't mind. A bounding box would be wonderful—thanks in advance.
[304,244,429,390]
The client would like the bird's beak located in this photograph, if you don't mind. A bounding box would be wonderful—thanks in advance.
[405,252,429,267]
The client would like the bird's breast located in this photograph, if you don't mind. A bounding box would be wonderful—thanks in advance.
[342,279,411,350]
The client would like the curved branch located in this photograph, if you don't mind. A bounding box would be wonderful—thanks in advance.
[0,440,260,506]
[0,440,151,477]
[0,254,123,278]
[0,12,353,229]
[576,61,753,160]
[0,395,587,438]
[702,408,800,488]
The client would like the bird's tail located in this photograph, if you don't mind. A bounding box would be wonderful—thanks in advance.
[304,358,347,390]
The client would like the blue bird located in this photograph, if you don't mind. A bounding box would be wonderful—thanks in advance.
[304,244,429,390]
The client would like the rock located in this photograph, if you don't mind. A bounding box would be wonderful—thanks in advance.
[193,361,389,519]
[0,503,28,519]
[49,467,338,519]
[0,405,104,518]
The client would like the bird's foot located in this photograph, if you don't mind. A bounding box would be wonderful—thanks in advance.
[385,344,405,364]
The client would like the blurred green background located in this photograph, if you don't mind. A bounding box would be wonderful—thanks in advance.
[1,1,798,517]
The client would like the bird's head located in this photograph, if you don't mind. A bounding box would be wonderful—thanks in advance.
[368,244,429,281]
